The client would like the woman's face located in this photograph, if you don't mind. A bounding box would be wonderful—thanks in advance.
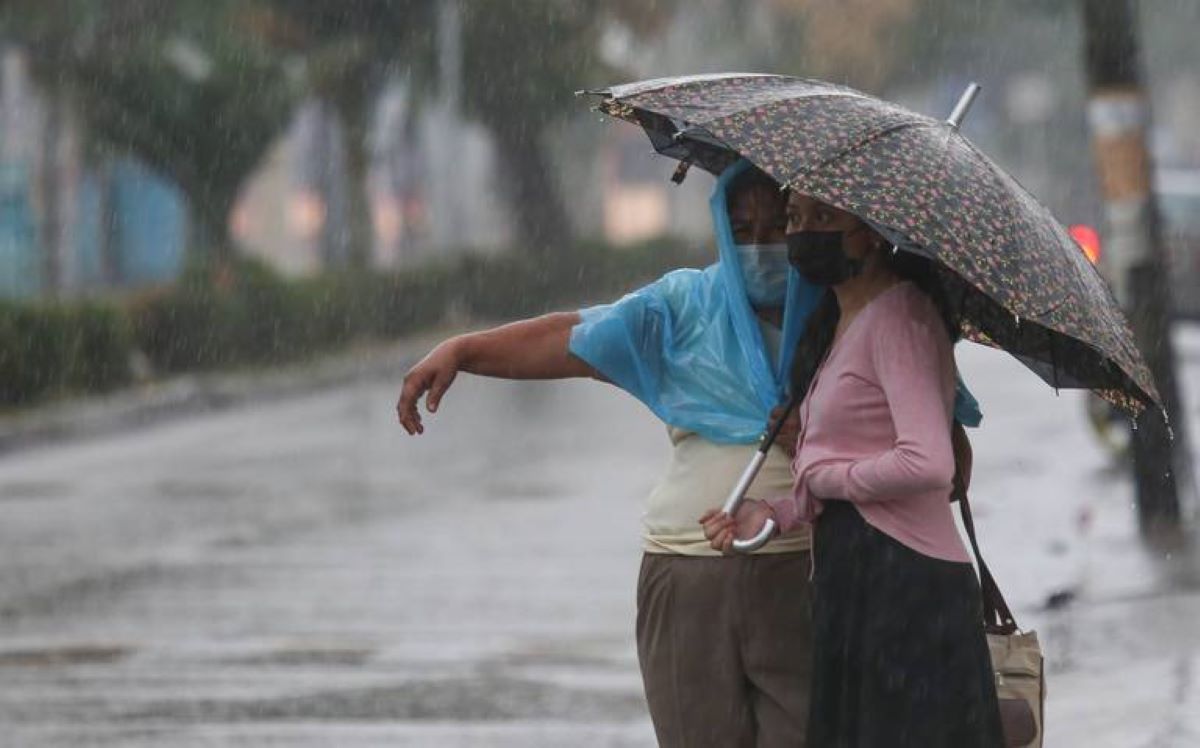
[784,192,891,287]
[784,193,878,259]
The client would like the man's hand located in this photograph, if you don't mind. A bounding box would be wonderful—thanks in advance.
[699,499,776,553]
[396,339,463,435]
[394,313,595,436]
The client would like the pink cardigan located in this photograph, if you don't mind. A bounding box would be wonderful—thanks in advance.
[767,282,971,563]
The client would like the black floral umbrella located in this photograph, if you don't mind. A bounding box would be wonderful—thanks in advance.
[583,73,1159,415]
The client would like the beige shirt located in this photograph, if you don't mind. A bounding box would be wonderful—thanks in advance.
[642,426,812,555]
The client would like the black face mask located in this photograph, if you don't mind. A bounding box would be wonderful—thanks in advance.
[786,230,866,286]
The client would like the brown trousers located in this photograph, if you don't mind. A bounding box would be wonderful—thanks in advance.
[636,552,813,747]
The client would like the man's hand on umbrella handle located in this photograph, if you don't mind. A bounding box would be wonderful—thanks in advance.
[699,500,776,554]
[768,405,801,457]
[397,339,461,435]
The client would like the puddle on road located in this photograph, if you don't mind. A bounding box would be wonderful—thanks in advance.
[0,481,70,501]
[127,674,646,723]
[482,479,564,502]
[1039,584,1200,678]
[0,644,130,667]
[229,646,375,667]
[494,651,624,669]
[155,479,248,502]
[0,563,177,621]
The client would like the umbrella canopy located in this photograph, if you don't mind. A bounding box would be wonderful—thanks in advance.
[584,73,1159,415]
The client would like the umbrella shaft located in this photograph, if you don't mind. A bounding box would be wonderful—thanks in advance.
[947,83,982,129]
[722,450,768,516]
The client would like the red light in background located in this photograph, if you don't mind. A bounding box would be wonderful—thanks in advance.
[1069,224,1102,265]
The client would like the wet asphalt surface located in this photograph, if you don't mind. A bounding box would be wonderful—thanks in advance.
[0,373,665,747]
[2,332,1200,747]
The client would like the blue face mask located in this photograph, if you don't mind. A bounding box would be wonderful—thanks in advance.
[736,243,790,307]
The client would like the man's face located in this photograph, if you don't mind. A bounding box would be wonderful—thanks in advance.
[728,183,788,245]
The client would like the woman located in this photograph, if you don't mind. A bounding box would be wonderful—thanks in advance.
[702,192,1004,747]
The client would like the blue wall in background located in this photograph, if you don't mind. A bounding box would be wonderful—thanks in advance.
[74,159,187,291]
[0,157,187,299]
[113,159,187,284]
[0,163,39,298]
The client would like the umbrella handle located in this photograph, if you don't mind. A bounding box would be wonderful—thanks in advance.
[720,392,801,553]
[720,450,777,552]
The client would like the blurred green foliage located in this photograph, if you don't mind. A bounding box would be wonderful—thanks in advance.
[0,299,132,406]
[0,0,677,262]
[0,0,300,255]
[251,0,438,266]
[0,239,703,406]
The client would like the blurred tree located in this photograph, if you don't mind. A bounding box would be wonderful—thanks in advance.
[902,0,1076,86]
[246,0,437,268]
[766,0,919,91]
[1,0,679,267]
[459,0,683,257]
[459,0,691,257]
[764,0,1079,94]
[0,0,300,259]
[0,0,124,292]
[259,0,673,261]
[457,0,606,257]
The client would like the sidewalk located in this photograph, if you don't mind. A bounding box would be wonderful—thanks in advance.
[958,324,1200,747]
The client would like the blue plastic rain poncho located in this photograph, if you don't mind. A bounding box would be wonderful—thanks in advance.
[569,160,981,444]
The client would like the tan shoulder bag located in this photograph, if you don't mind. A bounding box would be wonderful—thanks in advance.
[959,492,1046,748]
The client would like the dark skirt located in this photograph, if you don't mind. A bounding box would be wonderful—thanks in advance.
[808,500,1004,748]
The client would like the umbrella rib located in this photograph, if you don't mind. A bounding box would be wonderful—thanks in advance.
[678,90,872,134]
[1049,327,1060,391]
[1033,297,1069,320]
[799,120,933,179]
[964,274,1155,408]
[930,131,1047,319]
[952,134,1048,262]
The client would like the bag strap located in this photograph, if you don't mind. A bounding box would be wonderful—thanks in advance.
[958,491,1020,635]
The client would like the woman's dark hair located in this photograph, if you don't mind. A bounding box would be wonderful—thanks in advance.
[787,233,961,402]
[885,248,961,344]
[789,289,840,401]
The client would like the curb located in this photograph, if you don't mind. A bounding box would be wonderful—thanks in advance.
[0,328,456,457]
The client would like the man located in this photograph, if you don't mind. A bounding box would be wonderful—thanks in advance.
[398,160,818,746]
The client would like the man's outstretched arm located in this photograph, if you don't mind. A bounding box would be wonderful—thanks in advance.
[396,312,598,434]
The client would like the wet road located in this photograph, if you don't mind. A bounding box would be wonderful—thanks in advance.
[0,373,666,746]
[2,330,1199,746]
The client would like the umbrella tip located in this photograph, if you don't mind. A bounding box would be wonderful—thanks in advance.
[671,161,692,185]
[946,82,983,129]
